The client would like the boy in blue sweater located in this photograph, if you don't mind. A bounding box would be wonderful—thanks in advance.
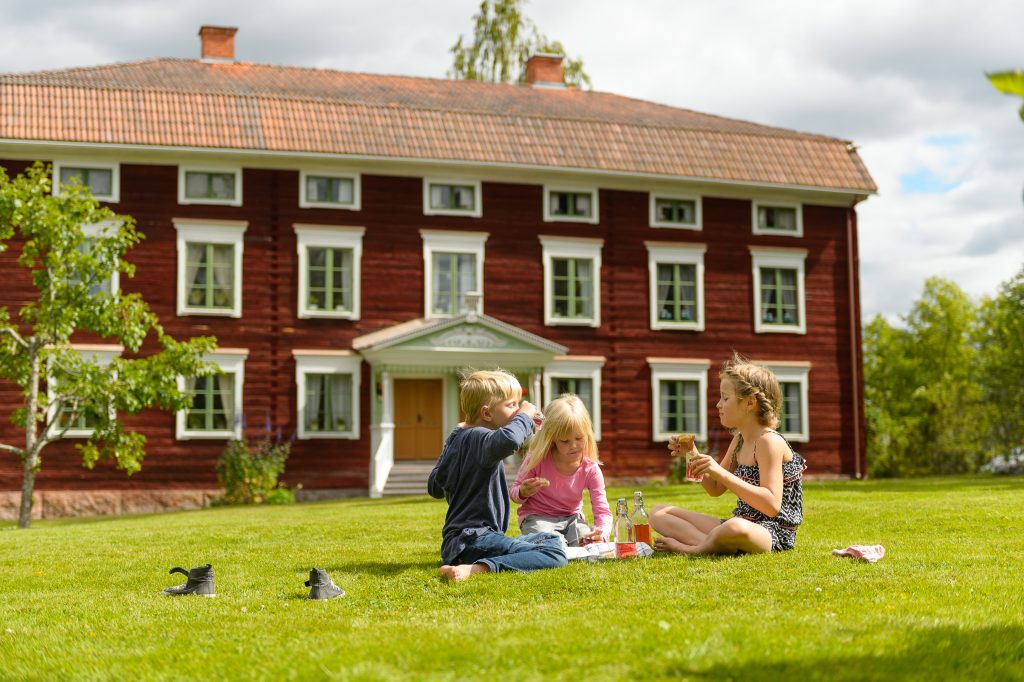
[428,369,568,581]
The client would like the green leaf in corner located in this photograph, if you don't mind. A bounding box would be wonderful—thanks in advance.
[987,70,1024,96]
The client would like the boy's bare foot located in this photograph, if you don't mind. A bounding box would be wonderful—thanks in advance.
[438,563,490,581]
[654,536,697,555]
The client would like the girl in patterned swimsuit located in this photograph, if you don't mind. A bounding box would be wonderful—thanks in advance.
[650,353,805,554]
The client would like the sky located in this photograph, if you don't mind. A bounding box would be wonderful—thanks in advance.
[1,0,1021,321]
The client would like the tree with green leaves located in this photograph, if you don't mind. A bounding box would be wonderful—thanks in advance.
[0,162,217,528]
[975,264,1024,458]
[864,277,985,476]
[449,0,591,89]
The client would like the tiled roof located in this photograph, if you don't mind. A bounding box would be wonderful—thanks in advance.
[0,59,876,193]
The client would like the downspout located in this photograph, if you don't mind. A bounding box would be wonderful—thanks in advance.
[847,200,864,479]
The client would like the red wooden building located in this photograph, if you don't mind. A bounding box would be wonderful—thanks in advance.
[0,26,876,518]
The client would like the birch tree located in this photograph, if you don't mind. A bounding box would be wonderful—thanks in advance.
[0,162,216,528]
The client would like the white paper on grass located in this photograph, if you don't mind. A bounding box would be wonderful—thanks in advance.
[565,542,654,561]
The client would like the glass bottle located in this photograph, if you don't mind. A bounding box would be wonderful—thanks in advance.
[613,497,636,558]
[632,491,651,547]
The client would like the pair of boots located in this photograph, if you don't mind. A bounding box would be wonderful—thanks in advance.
[161,565,345,600]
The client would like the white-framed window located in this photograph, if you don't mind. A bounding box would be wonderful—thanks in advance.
[752,201,803,237]
[295,224,365,320]
[646,242,706,331]
[648,358,710,442]
[178,166,243,206]
[294,351,362,440]
[176,350,247,440]
[750,247,807,334]
[174,219,247,318]
[76,221,122,297]
[420,229,488,318]
[299,170,360,210]
[544,356,604,440]
[540,236,603,327]
[649,193,701,230]
[53,161,120,203]
[48,345,122,439]
[423,179,482,217]
[543,186,599,224]
[763,362,811,442]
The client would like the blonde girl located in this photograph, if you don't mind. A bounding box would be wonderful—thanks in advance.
[651,353,806,554]
[510,394,612,546]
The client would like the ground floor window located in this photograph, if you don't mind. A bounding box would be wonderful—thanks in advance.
[176,352,246,439]
[294,352,362,439]
[648,358,709,441]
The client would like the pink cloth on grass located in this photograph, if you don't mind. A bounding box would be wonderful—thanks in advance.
[832,544,885,562]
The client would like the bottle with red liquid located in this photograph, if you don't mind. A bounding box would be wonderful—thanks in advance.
[632,491,651,547]
[613,498,636,558]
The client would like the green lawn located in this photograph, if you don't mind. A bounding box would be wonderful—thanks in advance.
[1,477,1023,681]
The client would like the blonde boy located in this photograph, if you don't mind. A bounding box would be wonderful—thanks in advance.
[428,369,567,581]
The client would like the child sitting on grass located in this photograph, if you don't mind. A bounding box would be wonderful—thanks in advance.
[427,369,568,581]
[651,353,805,555]
[510,394,611,546]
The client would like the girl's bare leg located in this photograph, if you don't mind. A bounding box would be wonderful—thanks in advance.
[650,505,722,546]
[679,518,773,555]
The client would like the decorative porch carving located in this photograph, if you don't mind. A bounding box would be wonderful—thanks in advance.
[429,327,508,349]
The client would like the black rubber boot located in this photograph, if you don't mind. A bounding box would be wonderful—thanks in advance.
[162,564,216,597]
[305,568,345,600]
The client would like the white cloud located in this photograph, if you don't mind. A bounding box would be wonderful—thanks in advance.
[0,0,1021,319]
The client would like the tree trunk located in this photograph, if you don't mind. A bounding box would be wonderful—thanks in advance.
[18,451,38,529]
[18,342,40,529]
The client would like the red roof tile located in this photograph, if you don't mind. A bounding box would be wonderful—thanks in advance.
[0,59,876,193]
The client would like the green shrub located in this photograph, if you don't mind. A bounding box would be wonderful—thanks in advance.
[215,437,294,505]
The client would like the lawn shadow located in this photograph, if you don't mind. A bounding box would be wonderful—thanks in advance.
[293,559,437,577]
[658,624,1024,680]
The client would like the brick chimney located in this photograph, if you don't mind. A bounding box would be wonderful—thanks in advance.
[524,53,565,88]
[198,25,238,62]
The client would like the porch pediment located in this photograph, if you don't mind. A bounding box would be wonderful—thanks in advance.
[352,312,567,368]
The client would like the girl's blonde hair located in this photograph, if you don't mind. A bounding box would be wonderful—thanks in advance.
[523,394,599,470]
[720,352,783,429]
[459,368,522,423]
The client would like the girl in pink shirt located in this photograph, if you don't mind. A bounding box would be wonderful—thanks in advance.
[510,395,612,546]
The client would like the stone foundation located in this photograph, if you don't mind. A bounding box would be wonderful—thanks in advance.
[0,489,221,521]
[0,487,369,521]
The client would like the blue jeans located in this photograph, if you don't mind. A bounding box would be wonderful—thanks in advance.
[455,530,567,574]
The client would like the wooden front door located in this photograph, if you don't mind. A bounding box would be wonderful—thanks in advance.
[394,379,444,460]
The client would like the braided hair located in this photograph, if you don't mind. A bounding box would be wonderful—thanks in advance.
[720,352,782,429]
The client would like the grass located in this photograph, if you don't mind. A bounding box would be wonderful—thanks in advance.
[1,477,1023,681]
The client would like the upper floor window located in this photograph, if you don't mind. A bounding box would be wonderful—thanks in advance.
[176,351,246,440]
[299,171,360,210]
[646,242,706,331]
[294,351,362,440]
[420,229,488,318]
[53,161,119,202]
[544,356,605,440]
[295,225,365,320]
[750,247,807,334]
[173,219,247,318]
[540,236,603,327]
[762,362,811,442]
[648,358,710,442]
[752,201,803,237]
[423,179,482,217]
[74,222,121,298]
[543,186,599,224]
[650,193,701,230]
[178,167,242,206]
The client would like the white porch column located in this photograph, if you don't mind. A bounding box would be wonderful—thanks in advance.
[530,371,543,409]
[369,370,395,498]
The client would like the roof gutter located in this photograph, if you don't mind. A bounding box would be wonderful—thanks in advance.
[0,137,879,198]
